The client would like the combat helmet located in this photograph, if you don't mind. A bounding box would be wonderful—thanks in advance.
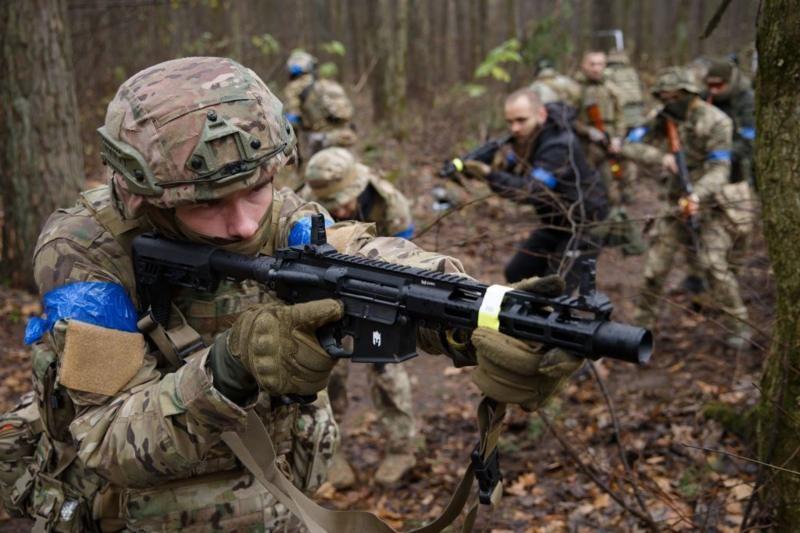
[287,50,317,78]
[99,56,296,211]
[304,147,368,211]
[651,66,701,96]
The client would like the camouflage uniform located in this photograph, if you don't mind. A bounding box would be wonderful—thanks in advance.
[301,148,416,484]
[19,57,467,531]
[621,67,750,346]
[530,67,581,107]
[604,50,645,130]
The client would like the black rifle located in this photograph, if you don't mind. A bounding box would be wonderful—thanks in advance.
[665,117,702,253]
[133,214,652,367]
[439,134,512,180]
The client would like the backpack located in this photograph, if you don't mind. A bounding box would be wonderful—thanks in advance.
[300,79,354,129]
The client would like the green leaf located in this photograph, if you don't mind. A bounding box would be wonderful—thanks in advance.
[321,40,346,57]
[318,62,339,79]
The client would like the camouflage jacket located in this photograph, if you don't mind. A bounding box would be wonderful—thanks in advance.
[30,185,462,530]
[574,72,626,138]
[531,69,581,107]
[282,73,314,127]
[706,76,755,183]
[301,171,414,238]
[604,64,645,129]
[621,98,733,206]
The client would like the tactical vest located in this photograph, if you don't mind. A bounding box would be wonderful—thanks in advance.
[300,79,354,131]
[605,65,644,128]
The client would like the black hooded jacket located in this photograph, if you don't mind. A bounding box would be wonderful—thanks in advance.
[479,102,608,229]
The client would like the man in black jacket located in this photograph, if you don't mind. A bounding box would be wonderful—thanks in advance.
[463,88,608,287]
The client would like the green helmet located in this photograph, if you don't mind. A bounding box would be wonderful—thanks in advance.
[651,66,701,96]
[99,56,295,209]
[304,147,368,211]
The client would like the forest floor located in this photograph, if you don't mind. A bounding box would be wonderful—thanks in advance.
[0,155,773,531]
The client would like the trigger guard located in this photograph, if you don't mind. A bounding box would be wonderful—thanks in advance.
[317,323,350,359]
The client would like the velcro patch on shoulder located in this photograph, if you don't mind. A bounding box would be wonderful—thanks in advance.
[59,320,145,396]
[327,221,376,254]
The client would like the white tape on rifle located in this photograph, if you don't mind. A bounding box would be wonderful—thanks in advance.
[477,284,514,331]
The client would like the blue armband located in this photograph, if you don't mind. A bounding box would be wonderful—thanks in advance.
[24,282,138,345]
[288,215,334,247]
[505,151,518,166]
[738,127,755,140]
[625,126,648,143]
[286,113,301,126]
[530,167,558,189]
[393,224,415,240]
[707,150,731,162]
[288,64,305,77]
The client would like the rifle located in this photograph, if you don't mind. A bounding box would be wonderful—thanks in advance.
[132,214,651,506]
[586,103,623,179]
[664,118,702,252]
[439,134,512,181]
[133,214,652,367]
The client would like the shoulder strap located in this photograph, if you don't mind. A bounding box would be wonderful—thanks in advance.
[222,397,506,533]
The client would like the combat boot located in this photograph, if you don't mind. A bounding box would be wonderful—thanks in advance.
[328,450,356,489]
[374,452,416,486]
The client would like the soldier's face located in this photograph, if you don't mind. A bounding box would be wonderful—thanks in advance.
[705,77,729,98]
[581,53,607,81]
[505,96,547,141]
[175,180,273,240]
[329,197,358,220]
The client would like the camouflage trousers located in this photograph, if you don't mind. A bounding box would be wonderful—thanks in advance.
[328,362,416,451]
[634,213,749,337]
[112,394,338,532]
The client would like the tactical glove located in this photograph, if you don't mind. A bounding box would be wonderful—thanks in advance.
[471,331,582,411]
[221,299,344,397]
[463,160,492,180]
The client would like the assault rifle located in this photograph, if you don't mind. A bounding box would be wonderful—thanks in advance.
[585,103,624,179]
[439,134,512,181]
[133,214,652,367]
[664,117,701,252]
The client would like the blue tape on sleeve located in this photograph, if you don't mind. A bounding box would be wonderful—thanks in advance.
[738,127,755,140]
[393,224,415,240]
[288,216,334,247]
[286,113,301,126]
[625,126,648,143]
[707,150,732,162]
[24,281,138,345]
[288,64,305,76]
[531,167,558,189]
[505,151,517,166]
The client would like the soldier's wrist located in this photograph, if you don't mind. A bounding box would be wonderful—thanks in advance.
[208,332,258,406]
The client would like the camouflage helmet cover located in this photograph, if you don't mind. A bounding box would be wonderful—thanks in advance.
[304,147,368,210]
[651,66,701,96]
[100,56,296,209]
[287,50,317,76]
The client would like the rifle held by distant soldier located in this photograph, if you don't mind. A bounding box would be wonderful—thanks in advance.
[664,117,702,252]
[586,103,623,179]
[439,134,512,181]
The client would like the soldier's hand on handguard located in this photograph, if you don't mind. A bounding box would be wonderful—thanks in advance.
[462,160,492,180]
[209,299,344,403]
[587,126,609,147]
[678,193,700,219]
[661,153,678,175]
[471,275,581,411]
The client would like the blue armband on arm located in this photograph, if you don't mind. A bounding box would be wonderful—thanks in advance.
[393,224,415,240]
[288,216,335,246]
[24,282,138,345]
[286,113,302,126]
[707,150,731,162]
[738,127,755,140]
[530,167,558,189]
[625,126,648,143]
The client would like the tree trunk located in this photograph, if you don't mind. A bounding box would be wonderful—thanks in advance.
[370,0,408,131]
[0,0,84,290]
[754,0,800,528]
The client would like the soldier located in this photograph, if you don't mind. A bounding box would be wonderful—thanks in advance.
[604,50,645,131]
[621,67,751,350]
[529,58,581,107]
[575,50,645,256]
[459,88,608,289]
[9,57,580,530]
[282,50,357,158]
[703,58,756,186]
[301,147,416,487]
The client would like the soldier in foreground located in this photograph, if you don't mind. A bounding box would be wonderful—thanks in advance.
[621,67,751,349]
[301,147,417,487]
[457,88,608,288]
[5,57,581,530]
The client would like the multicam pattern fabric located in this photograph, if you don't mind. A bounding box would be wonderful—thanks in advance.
[620,98,749,338]
[575,71,626,139]
[29,181,464,530]
[531,68,581,107]
[103,57,295,209]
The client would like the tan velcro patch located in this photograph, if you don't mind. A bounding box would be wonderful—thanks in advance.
[59,320,145,396]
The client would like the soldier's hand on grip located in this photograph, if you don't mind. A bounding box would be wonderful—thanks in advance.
[470,330,582,412]
[226,299,344,396]
[463,160,492,180]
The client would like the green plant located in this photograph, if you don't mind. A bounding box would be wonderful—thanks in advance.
[474,38,523,83]
[250,33,280,58]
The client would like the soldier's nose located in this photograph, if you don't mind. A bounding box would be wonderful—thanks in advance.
[226,202,259,240]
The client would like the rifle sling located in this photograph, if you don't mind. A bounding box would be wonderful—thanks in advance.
[137,305,205,371]
[222,396,507,533]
